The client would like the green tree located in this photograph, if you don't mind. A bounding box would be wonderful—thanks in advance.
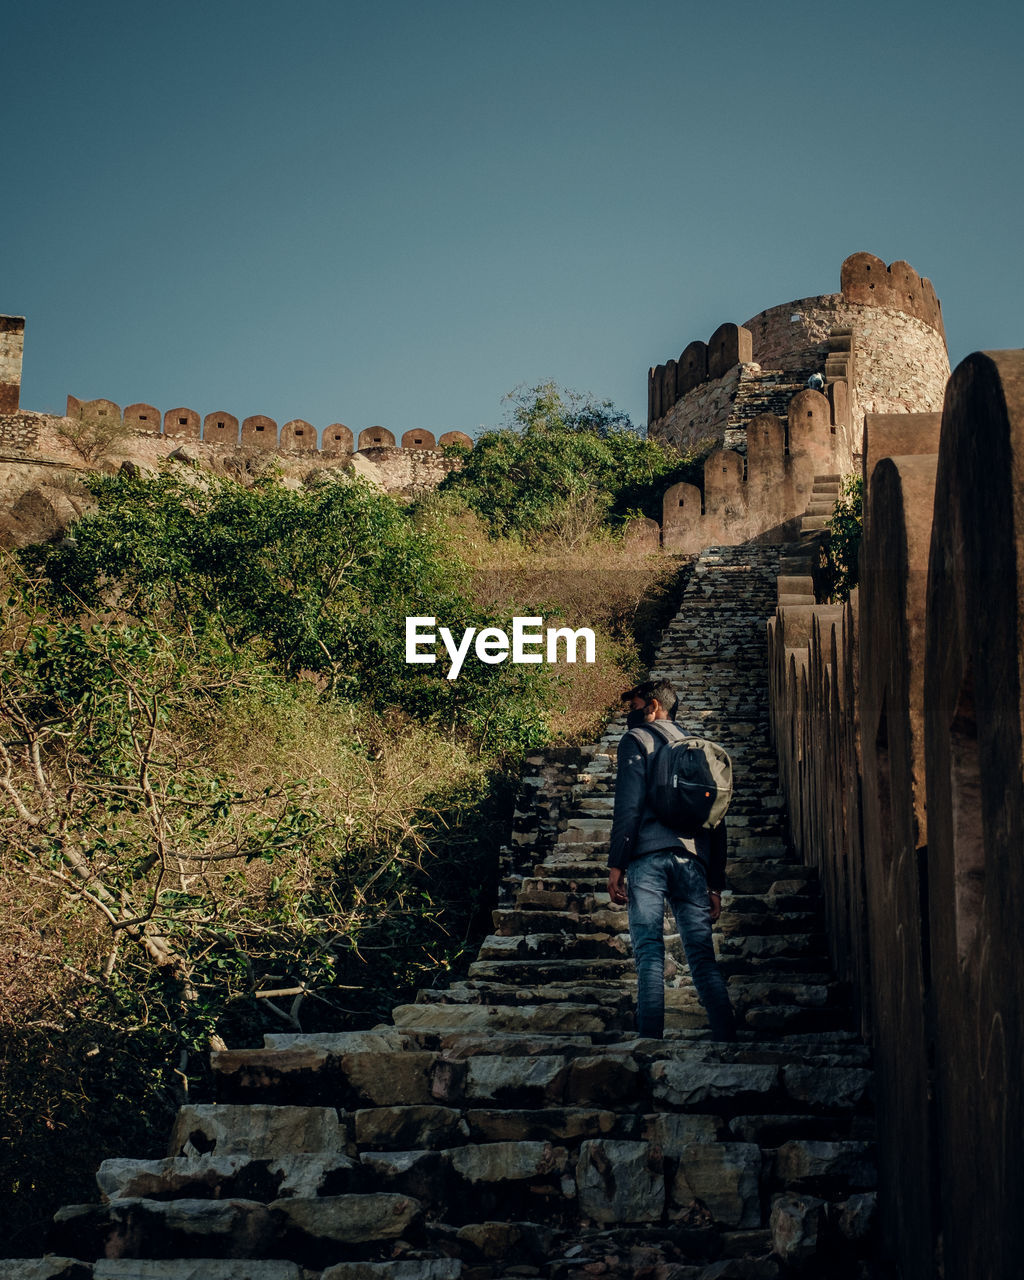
[436,381,709,538]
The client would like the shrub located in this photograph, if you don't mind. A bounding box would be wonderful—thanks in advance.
[820,473,864,601]
[435,382,712,537]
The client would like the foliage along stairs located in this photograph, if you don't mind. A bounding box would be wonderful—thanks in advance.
[10,540,881,1280]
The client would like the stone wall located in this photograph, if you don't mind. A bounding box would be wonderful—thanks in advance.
[0,316,25,413]
[766,352,1024,1280]
[650,362,749,453]
[0,410,41,452]
[652,386,841,554]
[660,389,836,553]
[0,410,464,549]
[354,445,461,496]
[745,295,949,424]
[65,394,473,459]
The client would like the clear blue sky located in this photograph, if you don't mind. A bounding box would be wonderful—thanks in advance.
[4,0,1021,438]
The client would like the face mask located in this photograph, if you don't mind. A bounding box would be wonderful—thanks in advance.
[626,707,648,729]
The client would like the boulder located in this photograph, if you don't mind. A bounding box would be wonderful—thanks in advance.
[836,1191,878,1241]
[650,1062,779,1108]
[169,1105,346,1159]
[564,1056,641,1107]
[354,1106,467,1151]
[672,1144,762,1228]
[769,1192,825,1262]
[94,1265,302,1280]
[576,1140,665,1224]
[271,1193,421,1245]
[781,1066,873,1109]
[464,1056,566,1105]
[0,1262,91,1280]
[455,1220,554,1262]
[321,1263,460,1279]
[774,1141,877,1189]
[447,1142,567,1185]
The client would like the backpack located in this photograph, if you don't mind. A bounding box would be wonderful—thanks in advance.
[629,720,733,835]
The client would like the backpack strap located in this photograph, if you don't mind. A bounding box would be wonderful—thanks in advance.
[627,719,684,757]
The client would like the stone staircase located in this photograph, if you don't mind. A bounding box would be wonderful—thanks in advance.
[798,476,842,536]
[722,372,813,454]
[7,540,881,1280]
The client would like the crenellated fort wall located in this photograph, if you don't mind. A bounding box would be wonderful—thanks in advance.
[64,394,474,457]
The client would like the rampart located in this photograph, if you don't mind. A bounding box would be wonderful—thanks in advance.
[648,253,950,462]
[659,390,835,553]
[766,351,1024,1280]
[65,394,474,457]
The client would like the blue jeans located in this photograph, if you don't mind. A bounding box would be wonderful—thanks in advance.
[627,850,736,1040]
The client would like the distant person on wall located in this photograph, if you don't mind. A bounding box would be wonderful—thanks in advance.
[608,680,736,1041]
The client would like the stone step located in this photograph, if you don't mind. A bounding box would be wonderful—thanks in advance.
[520,860,816,896]
[169,1104,348,1159]
[496,897,818,935]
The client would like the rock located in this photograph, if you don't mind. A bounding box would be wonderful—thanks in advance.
[211,1047,333,1103]
[650,1062,779,1107]
[354,1105,467,1150]
[699,1259,779,1279]
[464,1107,616,1143]
[782,1066,873,1109]
[718,1229,772,1259]
[642,1113,721,1148]
[576,1140,664,1225]
[447,1142,567,1184]
[0,1261,91,1280]
[169,1104,346,1159]
[94,1265,302,1279]
[464,1056,566,1104]
[564,1056,640,1107]
[97,1152,357,1204]
[50,1199,276,1260]
[672,1144,762,1228]
[321,1263,461,1279]
[167,446,200,466]
[769,1192,825,1262]
[271,1193,421,1245]
[774,1141,876,1189]
[97,1155,254,1200]
[263,1030,407,1052]
[836,1191,878,1241]
[358,1150,449,1203]
[391,1003,606,1035]
[341,1052,465,1107]
[456,1221,554,1261]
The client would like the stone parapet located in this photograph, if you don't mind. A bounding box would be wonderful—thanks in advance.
[767,350,1024,1280]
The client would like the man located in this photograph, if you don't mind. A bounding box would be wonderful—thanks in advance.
[608,679,736,1041]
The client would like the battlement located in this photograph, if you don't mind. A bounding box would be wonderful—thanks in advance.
[839,251,944,335]
[65,395,473,455]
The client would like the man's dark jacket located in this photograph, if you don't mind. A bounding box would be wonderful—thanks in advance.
[607,720,727,892]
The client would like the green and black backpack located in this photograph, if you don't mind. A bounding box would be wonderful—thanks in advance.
[629,720,733,835]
